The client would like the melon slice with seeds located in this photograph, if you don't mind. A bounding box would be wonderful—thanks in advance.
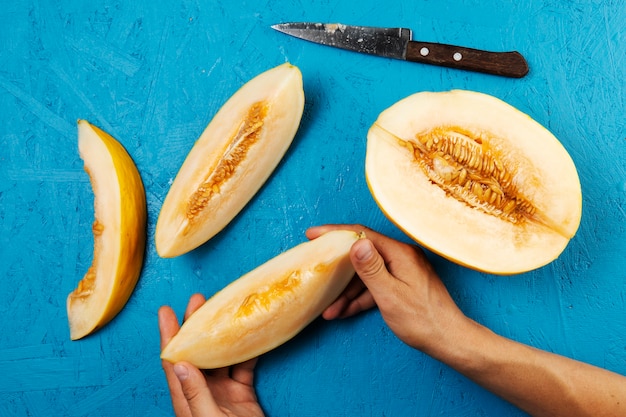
[366,90,582,274]
[155,63,305,257]
[161,230,362,368]
[67,120,146,340]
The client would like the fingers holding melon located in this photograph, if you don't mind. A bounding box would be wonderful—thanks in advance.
[155,63,305,258]
[366,90,582,274]
[67,120,147,340]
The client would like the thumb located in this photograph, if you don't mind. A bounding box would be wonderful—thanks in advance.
[350,238,392,295]
[173,362,218,416]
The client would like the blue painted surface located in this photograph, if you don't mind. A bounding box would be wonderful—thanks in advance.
[1,0,625,415]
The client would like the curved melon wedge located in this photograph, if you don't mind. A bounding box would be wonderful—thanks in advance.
[155,63,305,257]
[366,90,582,274]
[67,120,146,340]
[161,230,362,368]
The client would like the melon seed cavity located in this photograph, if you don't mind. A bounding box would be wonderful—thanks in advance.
[186,101,269,221]
[400,126,537,224]
[72,266,96,298]
[235,270,301,319]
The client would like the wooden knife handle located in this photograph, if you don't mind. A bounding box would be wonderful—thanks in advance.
[406,41,529,78]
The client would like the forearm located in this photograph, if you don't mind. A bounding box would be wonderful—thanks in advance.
[427,318,626,417]
[317,224,626,416]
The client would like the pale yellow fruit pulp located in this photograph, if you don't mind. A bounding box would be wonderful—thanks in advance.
[161,230,362,368]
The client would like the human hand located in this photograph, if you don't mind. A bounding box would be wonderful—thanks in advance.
[306,224,469,354]
[159,294,265,417]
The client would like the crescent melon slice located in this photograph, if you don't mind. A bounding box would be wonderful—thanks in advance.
[161,230,362,368]
[155,63,305,257]
[366,90,582,274]
[67,120,146,340]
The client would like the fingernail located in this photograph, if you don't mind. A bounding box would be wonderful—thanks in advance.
[173,363,189,381]
[354,240,373,261]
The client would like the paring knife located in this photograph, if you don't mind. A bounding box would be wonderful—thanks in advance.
[272,22,529,78]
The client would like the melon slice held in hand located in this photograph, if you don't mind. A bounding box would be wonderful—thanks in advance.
[155,63,305,257]
[67,120,147,340]
[161,230,362,369]
[366,90,582,274]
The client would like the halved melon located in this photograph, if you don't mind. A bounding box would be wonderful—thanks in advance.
[155,63,305,257]
[67,120,146,340]
[161,230,362,368]
[366,90,582,274]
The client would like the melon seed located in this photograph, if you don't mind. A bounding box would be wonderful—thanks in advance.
[73,266,96,297]
[92,220,104,236]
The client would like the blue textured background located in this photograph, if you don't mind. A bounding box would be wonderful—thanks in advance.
[1,0,625,416]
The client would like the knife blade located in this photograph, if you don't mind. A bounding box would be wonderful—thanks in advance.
[272,22,529,78]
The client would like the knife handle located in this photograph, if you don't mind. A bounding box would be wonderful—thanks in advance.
[406,41,529,78]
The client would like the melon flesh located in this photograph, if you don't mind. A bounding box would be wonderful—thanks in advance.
[366,90,582,274]
[161,230,362,368]
[155,63,305,257]
[67,120,146,340]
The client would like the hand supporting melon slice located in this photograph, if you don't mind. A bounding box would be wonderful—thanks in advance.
[161,230,362,369]
[366,90,582,274]
[155,63,305,257]
[67,120,147,340]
